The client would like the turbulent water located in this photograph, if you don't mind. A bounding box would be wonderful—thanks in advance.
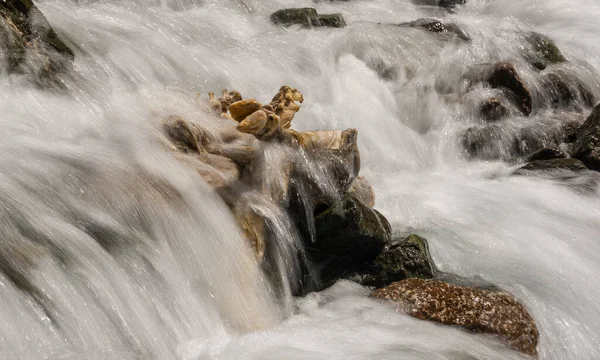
[2,0,600,358]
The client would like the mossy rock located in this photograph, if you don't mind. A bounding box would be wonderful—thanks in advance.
[525,32,566,70]
[270,8,346,28]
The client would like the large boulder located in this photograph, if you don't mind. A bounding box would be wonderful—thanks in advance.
[270,8,346,28]
[306,195,391,289]
[572,104,600,171]
[0,0,74,80]
[372,278,539,356]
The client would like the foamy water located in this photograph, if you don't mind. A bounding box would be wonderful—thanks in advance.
[1,0,600,358]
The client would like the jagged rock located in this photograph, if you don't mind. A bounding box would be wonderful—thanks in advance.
[372,278,539,356]
[526,147,567,162]
[514,158,588,175]
[0,0,74,80]
[524,32,566,70]
[479,97,509,122]
[396,18,470,41]
[572,104,600,171]
[270,8,346,28]
[307,195,391,289]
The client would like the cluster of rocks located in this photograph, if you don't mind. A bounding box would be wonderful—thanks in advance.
[3,0,543,355]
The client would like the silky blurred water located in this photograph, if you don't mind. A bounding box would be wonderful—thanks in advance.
[1,0,600,358]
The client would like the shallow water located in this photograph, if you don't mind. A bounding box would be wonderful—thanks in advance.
[1,0,600,358]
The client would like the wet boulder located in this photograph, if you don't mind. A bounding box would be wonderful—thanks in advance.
[396,18,470,41]
[372,278,539,356]
[541,71,596,110]
[524,32,566,70]
[0,0,74,80]
[525,147,567,162]
[357,234,436,288]
[270,8,346,28]
[572,104,600,171]
[479,97,509,122]
[307,195,391,288]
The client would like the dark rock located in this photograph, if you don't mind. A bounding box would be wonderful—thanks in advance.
[525,147,567,162]
[562,116,584,143]
[367,234,436,288]
[0,0,74,80]
[307,195,391,289]
[396,18,470,41]
[479,97,509,122]
[412,0,466,9]
[486,63,532,116]
[270,8,346,28]
[372,278,539,356]
[514,158,588,175]
[572,104,600,171]
[524,32,566,70]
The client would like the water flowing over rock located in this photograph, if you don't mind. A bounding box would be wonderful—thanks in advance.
[524,32,566,70]
[0,0,73,82]
[514,158,588,174]
[372,278,539,356]
[572,103,600,171]
[396,18,470,41]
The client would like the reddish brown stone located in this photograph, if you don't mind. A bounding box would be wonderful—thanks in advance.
[371,278,539,356]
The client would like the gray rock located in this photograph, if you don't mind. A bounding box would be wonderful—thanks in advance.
[572,104,600,171]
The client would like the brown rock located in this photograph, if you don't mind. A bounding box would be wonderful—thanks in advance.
[372,278,539,356]
[479,97,509,122]
[487,63,532,116]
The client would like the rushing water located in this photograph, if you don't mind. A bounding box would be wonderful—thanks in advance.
[2,0,600,358]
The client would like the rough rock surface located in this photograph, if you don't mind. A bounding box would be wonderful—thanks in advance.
[479,97,509,122]
[572,103,600,171]
[371,278,539,356]
[486,63,532,116]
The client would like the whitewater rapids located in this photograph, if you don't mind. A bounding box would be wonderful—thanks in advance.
[1,0,600,358]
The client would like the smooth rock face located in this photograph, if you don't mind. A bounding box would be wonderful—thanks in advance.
[0,0,74,79]
[270,8,346,28]
[572,104,600,171]
[371,278,539,356]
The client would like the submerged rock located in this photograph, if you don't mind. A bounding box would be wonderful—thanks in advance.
[396,18,470,41]
[542,71,595,110]
[572,104,600,171]
[270,8,346,28]
[372,278,539,356]
[308,195,391,288]
[0,0,74,81]
[524,32,566,70]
